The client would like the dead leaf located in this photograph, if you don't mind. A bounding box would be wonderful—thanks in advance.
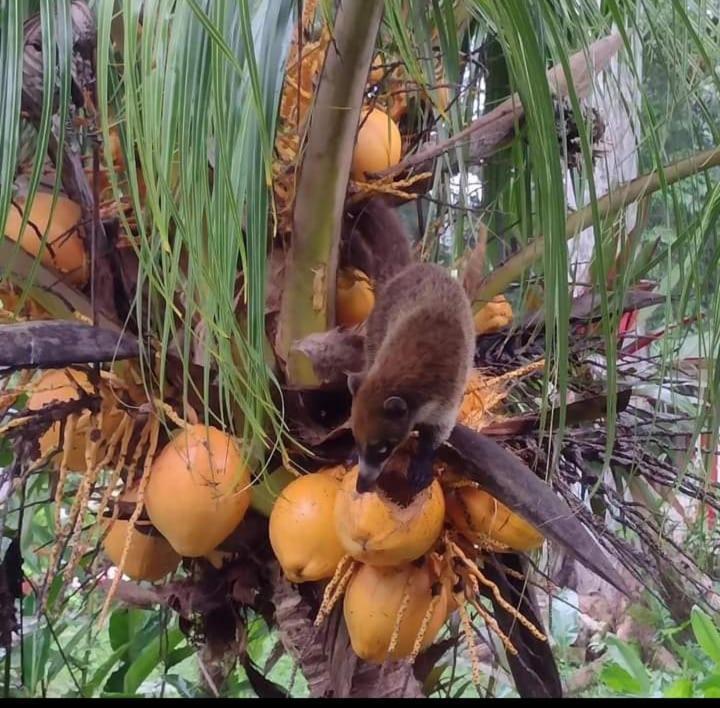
[272,567,340,697]
[243,656,289,698]
[0,538,22,649]
[481,554,561,698]
[350,655,423,698]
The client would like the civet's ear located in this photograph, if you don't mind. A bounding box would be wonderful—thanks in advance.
[383,395,408,419]
[347,372,365,397]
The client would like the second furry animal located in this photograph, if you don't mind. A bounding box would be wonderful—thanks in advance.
[349,262,475,493]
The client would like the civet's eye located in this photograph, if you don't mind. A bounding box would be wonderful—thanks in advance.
[376,444,389,456]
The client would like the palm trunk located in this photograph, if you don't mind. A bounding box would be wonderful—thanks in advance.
[278,0,385,386]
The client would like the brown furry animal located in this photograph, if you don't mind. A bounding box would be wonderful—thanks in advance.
[348,262,475,492]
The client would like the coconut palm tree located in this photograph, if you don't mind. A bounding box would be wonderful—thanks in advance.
[2,0,720,698]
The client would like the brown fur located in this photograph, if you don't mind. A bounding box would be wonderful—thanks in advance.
[350,262,475,485]
[340,198,413,285]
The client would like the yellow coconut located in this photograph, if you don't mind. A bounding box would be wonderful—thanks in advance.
[102,487,181,582]
[336,268,375,328]
[144,424,251,557]
[344,561,449,662]
[334,466,445,566]
[3,193,88,286]
[473,294,513,335]
[446,486,544,552]
[269,467,346,583]
[27,369,124,472]
[351,109,402,180]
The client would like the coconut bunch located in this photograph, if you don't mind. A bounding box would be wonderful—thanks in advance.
[2,5,637,699]
[0,356,258,614]
[267,364,548,681]
[0,0,416,614]
[48,411,254,619]
[97,423,253,609]
[272,3,431,218]
[0,364,150,606]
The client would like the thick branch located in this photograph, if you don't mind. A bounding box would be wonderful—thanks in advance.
[278,0,384,386]
[475,146,720,302]
[0,320,138,368]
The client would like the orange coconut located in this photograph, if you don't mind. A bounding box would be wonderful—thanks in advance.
[269,467,346,583]
[336,268,375,327]
[334,466,445,566]
[351,108,402,180]
[144,425,251,557]
[473,294,513,335]
[446,486,544,552]
[344,561,449,662]
[102,487,180,582]
[27,369,124,472]
[4,193,87,286]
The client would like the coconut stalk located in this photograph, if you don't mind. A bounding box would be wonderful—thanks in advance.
[277,0,384,386]
[474,146,720,303]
